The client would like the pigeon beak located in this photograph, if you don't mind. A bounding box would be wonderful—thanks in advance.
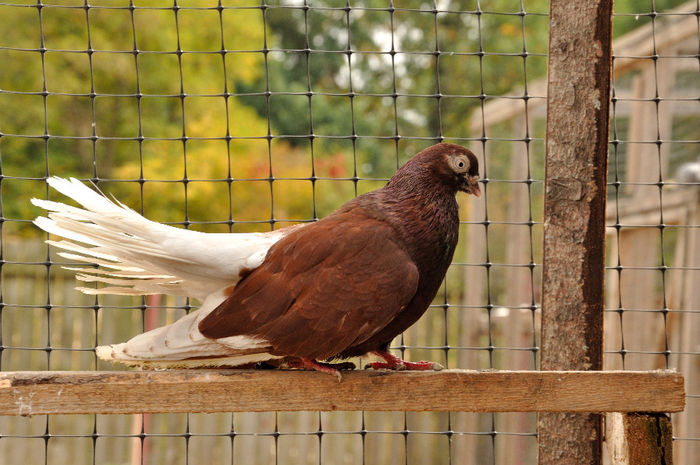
[461,175,481,197]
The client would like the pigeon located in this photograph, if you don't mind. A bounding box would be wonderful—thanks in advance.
[676,158,700,185]
[31,143,480,378]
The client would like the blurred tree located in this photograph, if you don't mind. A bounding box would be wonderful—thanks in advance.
[0,0,352,235]
[240,0,552,176]
[0,0,688,236]
[245,0,686,165]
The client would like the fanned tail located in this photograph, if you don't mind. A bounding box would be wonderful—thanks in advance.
[32,177,291,300]
[32,177,290,367]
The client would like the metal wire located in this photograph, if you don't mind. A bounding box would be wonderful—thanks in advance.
[0,0,697,464]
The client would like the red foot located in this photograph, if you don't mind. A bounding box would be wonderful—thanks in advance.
[368,351,444,371]
[284,357,344,381]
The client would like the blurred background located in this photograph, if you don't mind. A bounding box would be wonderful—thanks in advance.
[0,0,697,464]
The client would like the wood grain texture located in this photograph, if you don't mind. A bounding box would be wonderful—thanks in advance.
[0,370,684,416]
[607,412,674,465]
[541,0,612,376]
[539,0,614,464]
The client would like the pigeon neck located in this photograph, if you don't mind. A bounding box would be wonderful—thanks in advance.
[379,180,460,270]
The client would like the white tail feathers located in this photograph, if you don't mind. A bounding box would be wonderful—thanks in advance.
[32,177,294,300]
[32,177,296,368]
[95,346,280,369]
[94,303,280,368]
[94,291,279,368]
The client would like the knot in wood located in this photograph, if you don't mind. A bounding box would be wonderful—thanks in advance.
[547,177,585,202]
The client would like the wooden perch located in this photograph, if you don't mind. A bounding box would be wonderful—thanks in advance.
[0,370,684,416]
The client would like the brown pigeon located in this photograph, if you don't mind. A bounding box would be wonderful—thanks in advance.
[32,143,480,378]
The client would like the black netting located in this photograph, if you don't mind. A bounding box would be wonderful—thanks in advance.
[0,1,696,464]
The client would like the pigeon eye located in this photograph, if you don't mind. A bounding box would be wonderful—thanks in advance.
[452,156,468,172]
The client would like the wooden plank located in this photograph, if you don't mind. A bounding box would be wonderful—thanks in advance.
[607,412,674,465]
[468,80,547,131]
[0,370,684,416]
[539,1,613,464]
[606,189,692,227]
[612,8,698,75]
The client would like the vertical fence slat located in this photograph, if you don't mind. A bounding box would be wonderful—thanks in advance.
[538,1,614,464]
[607,413,675,465]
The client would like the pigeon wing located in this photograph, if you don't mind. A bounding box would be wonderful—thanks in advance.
[198,210,420,361]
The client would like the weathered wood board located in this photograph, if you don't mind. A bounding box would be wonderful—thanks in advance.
[0,370,684,416]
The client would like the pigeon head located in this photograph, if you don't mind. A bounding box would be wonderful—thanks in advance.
[392,143,481,197]
[437,143,481,197]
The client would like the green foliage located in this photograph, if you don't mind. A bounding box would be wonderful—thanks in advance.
[0,0,352,235]
[239,0,553,180]
[1,0,691,237]
[613,0,690,36]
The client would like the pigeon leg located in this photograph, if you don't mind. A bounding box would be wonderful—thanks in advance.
[368,350,444,371]
[284,357,343,381]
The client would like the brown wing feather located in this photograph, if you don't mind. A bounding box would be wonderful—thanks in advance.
[198,210,419,360]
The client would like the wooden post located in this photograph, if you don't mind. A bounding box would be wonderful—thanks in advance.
[538,1,613,465]
[606,413,674,465]
[130,294,162,465]
[668,188,700,465]
[457,139,488,465]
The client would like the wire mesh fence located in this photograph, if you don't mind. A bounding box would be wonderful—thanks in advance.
[0,1,696,464]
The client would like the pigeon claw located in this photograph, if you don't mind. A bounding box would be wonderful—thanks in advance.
[367,360,443,371]
[367,351,444,371]
[284,357,345,381]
